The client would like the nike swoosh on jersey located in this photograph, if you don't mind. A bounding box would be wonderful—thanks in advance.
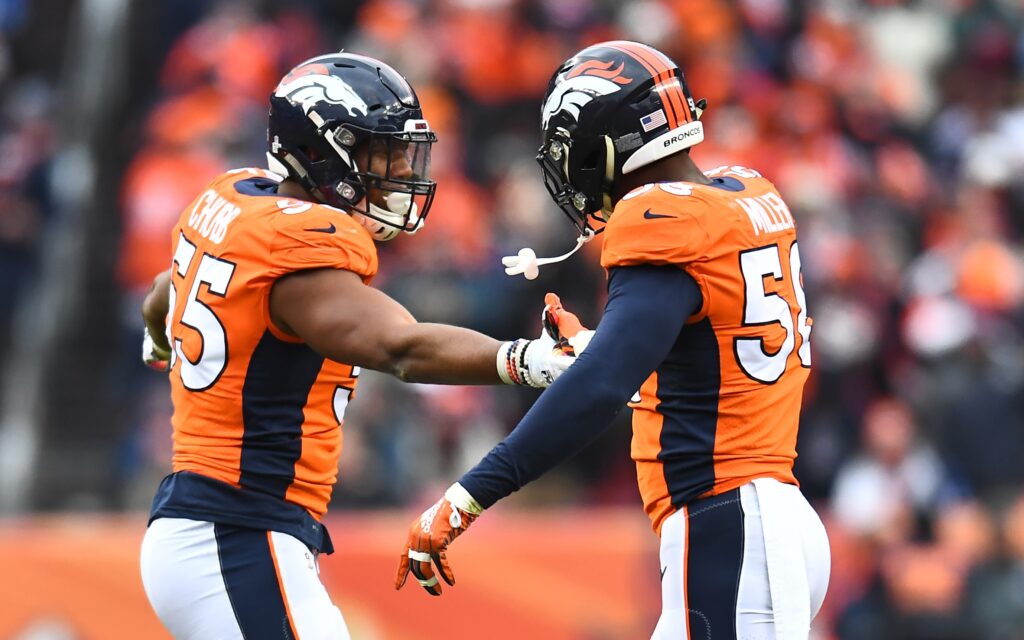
[643,209,677,220]
[304,223,337,233]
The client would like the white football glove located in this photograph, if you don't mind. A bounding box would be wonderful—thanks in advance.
[142,327,171,372]
[496,333,573,388]
[496,293,590,388]
[566,331,594,355]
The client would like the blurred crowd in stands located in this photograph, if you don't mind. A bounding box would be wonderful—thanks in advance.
[0,0,56,392]
[2,0,1024,637]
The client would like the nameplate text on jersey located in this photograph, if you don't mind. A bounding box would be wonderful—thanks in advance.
[188,189,242,244]
[736,193,795,236]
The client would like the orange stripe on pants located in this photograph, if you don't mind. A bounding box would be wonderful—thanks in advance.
[268,531,302,640]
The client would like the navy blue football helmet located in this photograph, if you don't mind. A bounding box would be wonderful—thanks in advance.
[267,52,436,240]
[537,41,706,235]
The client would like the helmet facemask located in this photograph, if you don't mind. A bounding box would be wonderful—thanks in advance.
[271,123,436,241]
[348,126,437,241]
[537,129,614,236]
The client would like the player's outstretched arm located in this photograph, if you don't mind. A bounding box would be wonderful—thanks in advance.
[395,265,702,595]
[270,267,577,386]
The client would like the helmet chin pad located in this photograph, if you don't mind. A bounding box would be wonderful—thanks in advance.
[354,192,420,241]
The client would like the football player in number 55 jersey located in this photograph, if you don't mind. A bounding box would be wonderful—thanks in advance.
[397,41,831,640]
[138,52,579,640]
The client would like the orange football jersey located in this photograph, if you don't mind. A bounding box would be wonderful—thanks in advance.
[165,168,377,521]
[601,165,812,534]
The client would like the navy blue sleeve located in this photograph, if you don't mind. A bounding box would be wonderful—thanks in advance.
[459,264,703,508]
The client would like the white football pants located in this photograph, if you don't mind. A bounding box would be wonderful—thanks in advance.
[140,518,349,640]
[652,478,830,640]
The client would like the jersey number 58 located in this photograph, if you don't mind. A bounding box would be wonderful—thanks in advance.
[735,242,811,384]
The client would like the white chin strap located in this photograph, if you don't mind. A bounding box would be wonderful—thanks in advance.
[502,228,595,280]
[354,192,420,242]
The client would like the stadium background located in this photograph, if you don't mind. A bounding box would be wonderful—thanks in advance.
[1,0,1023,638]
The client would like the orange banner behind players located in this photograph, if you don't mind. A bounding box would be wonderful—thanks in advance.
[0,510,658,639]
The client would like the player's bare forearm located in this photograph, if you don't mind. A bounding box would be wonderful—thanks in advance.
[385,322,503,384]
[270,268,504,385]
[142,269,172,352]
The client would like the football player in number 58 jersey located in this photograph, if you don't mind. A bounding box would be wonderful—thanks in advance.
[397,41,831,640]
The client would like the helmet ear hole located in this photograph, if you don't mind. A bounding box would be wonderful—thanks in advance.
[299,145,324,163]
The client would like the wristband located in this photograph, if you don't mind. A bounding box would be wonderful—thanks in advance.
[497,339,531,386]
[496,341,515,385]
[445,482,484,516]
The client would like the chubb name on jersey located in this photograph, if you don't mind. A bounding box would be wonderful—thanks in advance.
[736,192,795,236]
[187,189,242,244]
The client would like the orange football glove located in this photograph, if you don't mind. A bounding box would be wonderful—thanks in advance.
[395,483,483,596]
[543,293,594,356]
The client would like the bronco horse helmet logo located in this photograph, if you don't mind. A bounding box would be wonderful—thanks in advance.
[541,59,633,129]
[274,62,370,119]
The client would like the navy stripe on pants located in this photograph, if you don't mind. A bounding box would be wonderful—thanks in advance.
[686,489,745,640]
[215,524,293,640]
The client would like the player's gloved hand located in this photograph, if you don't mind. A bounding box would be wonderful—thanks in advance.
[542,292,595,356]
[395,483,483,596]
[497,293,590,387]
[142,327,171,372]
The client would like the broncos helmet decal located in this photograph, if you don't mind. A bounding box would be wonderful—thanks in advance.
[274,65,370,119]
[541,60,633,129]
